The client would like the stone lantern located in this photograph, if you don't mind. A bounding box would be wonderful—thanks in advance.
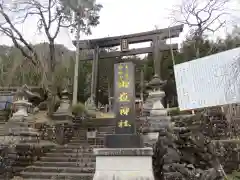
[50,89,73,144]
[52,89,72,121]
[5,88,38,137]
[141,75,172,146]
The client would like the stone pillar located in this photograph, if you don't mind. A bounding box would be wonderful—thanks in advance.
[93,148,154,180]
[93,62,154,180]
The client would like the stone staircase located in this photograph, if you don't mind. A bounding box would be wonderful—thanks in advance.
[0,110,8,135]
[0,122,5,135]
[15,128,104,180]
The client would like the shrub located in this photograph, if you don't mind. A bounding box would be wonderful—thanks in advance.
[227,170,240,180]
[71,102,86,115]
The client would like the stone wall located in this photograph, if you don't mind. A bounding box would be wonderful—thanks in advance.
[224,104,240,137]
[212,140,240,173]
[171,113,240,174]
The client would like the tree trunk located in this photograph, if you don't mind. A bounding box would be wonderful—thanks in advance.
[47,40,57,116]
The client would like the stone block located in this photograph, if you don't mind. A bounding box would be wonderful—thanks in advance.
[93,148,154,180]
[104,134,143,148]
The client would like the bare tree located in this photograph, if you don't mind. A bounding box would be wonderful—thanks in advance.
[0,0,102,115]
[171,0,230,57]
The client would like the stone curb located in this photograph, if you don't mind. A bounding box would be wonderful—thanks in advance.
[93,148,153,156]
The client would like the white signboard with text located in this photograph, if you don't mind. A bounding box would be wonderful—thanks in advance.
[174,47,240,110]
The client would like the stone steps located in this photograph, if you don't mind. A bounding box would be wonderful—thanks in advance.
[51,145,103,152]
[70,136,104,141]
[0,122,6,135]
[13,128,108,180]
[45,152,94,157]
[32,161,95,168]
[69,140,104,145]
[49,148,93,153]
[24,166,95,173]
[20,172,93,180]
[39,156,95,162]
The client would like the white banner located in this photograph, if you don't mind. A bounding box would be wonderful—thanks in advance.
[174,47,240,110]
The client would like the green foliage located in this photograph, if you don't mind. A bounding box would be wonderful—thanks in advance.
[0,44,75,87]
[168,107,180,115]
[61,0,103,35]
[71,102,86,115]
[78,61,92,102]
[167,107,193,116]
[227,170,240,180]
[71,102,98,117]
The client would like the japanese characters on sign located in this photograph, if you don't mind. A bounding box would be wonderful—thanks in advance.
[114,62,135,134]
[120,39,129,52]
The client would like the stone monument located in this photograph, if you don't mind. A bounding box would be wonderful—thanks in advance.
[93,62,154,180]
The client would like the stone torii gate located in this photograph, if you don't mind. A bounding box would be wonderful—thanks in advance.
[73,24,183,107]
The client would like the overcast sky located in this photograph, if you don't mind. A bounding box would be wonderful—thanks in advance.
[0,0,239,50]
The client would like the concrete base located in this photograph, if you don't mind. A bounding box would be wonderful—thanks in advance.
[93,148,154,180]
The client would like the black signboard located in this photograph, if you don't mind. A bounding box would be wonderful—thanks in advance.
[114,62,136,134]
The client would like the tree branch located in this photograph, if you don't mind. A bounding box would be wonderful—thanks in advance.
[53,16,62,39]
[0,4,39,63]
[171,0,230,37]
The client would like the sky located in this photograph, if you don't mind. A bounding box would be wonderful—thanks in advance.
[0,0,184,50]
[0,0,239,51]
